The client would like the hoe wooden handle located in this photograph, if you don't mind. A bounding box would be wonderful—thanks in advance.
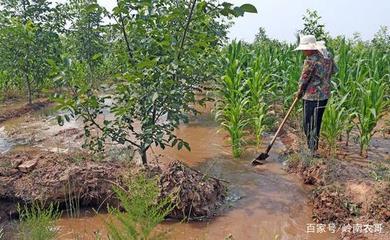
[266,96,299,154]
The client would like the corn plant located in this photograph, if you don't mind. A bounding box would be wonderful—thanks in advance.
[321,96,347,155]
[356,79,387,156]
[216,41,250,157]
[245,50,271,147]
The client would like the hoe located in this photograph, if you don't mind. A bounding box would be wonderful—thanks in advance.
[252,96,299,165]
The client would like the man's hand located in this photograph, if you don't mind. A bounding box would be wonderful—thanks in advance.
[295,90,304,100]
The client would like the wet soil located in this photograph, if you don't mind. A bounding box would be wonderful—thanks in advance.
[55,113,335,240]
[283,125,390,240]
[0,99,52,124]
[1,101,389,239]
[0,150,128,223]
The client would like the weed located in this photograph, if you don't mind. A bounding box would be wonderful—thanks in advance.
[17,202,60,240]
[370,160,390,182]
[64,180,81,219]
[105,174,174,240]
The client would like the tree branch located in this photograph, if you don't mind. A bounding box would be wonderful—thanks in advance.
[176,0,197,62]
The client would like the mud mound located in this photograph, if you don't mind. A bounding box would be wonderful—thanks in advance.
[1,152,228,222]
[311,184,358,224]
[0,99,51,123]
[0,151,127,221]
[160,161,226,219]
[286,154,327,185]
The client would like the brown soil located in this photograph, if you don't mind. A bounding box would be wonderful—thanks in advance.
[0,99,52,124]
[365,182,390,222]
[282,126,390,238]
[0,150,127,222]
[0,150,226,223]
[159,160,226,220]
[311,184,355,224]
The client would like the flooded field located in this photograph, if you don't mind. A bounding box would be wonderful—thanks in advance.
[0,104,337,240]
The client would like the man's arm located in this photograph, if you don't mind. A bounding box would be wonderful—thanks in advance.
[297,59,315,98]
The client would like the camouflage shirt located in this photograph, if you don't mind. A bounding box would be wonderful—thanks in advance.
[298,52,338,101]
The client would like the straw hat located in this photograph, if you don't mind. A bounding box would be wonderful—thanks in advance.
[294,34,330,58]
[294,34,321,51]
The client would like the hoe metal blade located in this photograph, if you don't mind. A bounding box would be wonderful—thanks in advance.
[251,153,269,165]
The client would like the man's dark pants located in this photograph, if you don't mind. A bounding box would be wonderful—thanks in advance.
[303,99,328,152]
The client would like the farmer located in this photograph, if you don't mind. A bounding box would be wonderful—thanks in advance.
[294,35,338,156]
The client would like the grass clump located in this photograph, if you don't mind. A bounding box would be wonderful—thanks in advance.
[370,159,390,182]
[286,151,319,171]
[17,203,60,240]
[106,174,174,240]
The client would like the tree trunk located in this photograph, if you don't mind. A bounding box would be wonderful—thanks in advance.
[140,149,148,165]
[25,74,32,105]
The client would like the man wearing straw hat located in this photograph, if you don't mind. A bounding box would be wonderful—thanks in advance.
[294,35,338,156]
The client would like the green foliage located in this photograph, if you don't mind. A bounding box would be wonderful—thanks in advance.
[220,2,257,17]
[321,96,347,155]
[17,203,60,240]
[245,50,270,146]
[254,27,268,43]
[356,79,387,156]
[216,11,389,158]
[216,41,249,157]
[56,0,247,165]
[300,9,328,41]
[63,0,108,82]
[370,159,390,182]
[106,174,174,240]
[0,0,63,103]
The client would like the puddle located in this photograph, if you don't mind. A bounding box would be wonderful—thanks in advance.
[0,126,12,154]
[0,106,83,154]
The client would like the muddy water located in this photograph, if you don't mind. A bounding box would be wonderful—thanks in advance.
[0,101,338,239]
[0,126,11,154]
[56,112,335,240]
[0,106,82,154]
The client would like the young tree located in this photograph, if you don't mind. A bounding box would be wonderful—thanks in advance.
[64,0,108,81]
[0,0,62,104]
[299,9,328,41]
[254,26,268,43]
[56,0,257,165]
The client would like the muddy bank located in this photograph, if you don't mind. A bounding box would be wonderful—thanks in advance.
[285,151,390,238]
[0,150,226,223]
[0,150,127,222]
[0,99,52,124]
